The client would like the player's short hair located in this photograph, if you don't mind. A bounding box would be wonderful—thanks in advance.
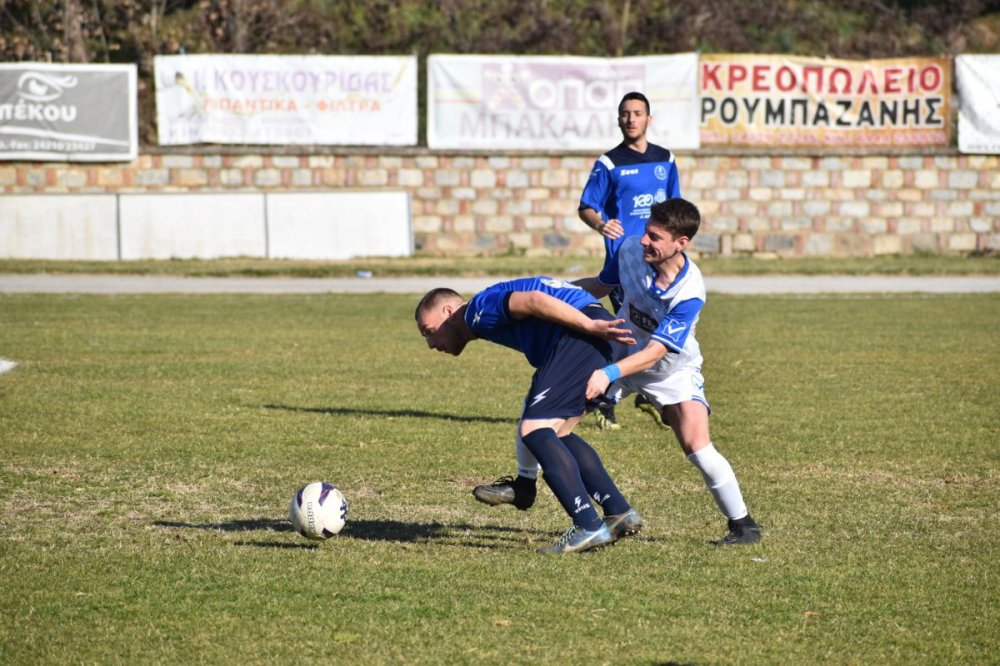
[649,198,701,240]
[618,91,650,115]
[414,287,463,320]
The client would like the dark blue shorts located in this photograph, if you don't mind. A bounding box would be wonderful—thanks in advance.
[521,305,629,421]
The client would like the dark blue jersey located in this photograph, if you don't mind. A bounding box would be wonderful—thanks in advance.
[464,276,598,368]
[578,142,681,284]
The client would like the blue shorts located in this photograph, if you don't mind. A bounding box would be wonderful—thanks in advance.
[521,305,629,421]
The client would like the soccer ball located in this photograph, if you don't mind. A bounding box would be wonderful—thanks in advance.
[289,481,348,540]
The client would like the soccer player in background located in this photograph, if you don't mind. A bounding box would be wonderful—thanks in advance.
[415,278,643,554]
[577,91,682,430]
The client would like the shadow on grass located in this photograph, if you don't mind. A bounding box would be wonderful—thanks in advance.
[155,518,292,532]
[263,402,513,424]
[155,517,550,550]
[234,541,319,550]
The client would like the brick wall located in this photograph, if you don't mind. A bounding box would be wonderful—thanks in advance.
[2,149,997,257]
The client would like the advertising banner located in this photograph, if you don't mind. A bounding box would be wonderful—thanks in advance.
[700,54,951,147]
[956,54,1000,154]
[428,54,700,150]
[155,54,417,145]
[0,63,137,161]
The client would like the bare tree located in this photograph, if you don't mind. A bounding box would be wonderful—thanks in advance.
[63,0,89,61]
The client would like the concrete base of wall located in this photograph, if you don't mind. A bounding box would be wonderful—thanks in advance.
[0,191,412,260]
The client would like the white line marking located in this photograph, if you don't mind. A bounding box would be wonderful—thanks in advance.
[0,359,17,374]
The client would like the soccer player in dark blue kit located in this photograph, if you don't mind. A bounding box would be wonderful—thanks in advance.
[414,277,643,554]
[578,91,682,430]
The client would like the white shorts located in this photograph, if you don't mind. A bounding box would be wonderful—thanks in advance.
[615,366,709,413]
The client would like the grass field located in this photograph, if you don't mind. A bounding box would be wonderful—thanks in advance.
[0,251,998,279]
[1,290,998,664]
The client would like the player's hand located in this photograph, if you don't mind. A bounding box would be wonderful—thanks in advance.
[588,317,635,345]
[586,369,612,400]
[600,219,624,240]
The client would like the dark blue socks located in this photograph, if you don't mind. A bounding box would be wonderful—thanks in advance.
[520,428,602,530]
[560,433,631,516]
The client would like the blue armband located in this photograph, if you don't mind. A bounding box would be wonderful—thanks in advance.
[601,364,621,383]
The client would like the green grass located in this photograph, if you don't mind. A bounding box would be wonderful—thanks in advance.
[0,251,997,278]
[1,292,998,664]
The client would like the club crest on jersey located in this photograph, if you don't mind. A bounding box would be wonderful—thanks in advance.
[664,318,688,343]
[655,165,668,180]
[628,303,658,333]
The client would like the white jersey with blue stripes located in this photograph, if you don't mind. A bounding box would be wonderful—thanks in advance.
[615,236,705,376]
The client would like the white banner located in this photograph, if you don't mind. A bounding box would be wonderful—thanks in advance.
[154,54,417,146]
[428,54,699,150]
[956,54,1000,154]
[0,63,137,161]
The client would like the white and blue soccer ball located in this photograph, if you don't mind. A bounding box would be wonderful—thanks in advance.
[289,481,348,540]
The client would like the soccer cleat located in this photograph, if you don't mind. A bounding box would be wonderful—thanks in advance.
[537,523,614,554]
[634,394,670,430]
[471,475,536,510]
[594,403,621,430]
[603,508,644,542]
[712,516,762,546]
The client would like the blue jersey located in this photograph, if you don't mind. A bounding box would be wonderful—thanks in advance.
[464,276,598,368]
[578,142,681,284]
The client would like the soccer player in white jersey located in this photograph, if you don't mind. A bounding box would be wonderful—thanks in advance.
[584,197,761,545]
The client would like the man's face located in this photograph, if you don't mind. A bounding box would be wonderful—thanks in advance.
[640,221,687,265]
[416,303,468,356]
[618,99,650,142]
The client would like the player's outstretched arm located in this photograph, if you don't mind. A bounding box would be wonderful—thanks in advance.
[585,340,668,400]
[507,291,635,345]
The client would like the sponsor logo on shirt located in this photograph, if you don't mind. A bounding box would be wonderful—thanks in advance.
[628,303,658,333]
[633,192,654,208]
[655,188,667,203]
[620,168,639,176]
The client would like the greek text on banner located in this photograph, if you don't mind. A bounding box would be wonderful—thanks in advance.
[0,63,137,162]
[428,54,700,151]
[154,54,417,146]
[700,54,951,147]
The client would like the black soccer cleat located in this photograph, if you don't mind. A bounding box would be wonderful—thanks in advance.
[712,516,762,546]
[472,475,537,510]
[594,403,621,430]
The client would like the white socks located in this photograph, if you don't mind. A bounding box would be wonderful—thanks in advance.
[687,444,748,520]
[515,428,541,480]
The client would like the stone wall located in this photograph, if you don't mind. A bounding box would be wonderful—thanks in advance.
[2,149,997,257]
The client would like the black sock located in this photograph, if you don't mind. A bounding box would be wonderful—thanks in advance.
[521,428,602,531]
[560,433,631,516]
